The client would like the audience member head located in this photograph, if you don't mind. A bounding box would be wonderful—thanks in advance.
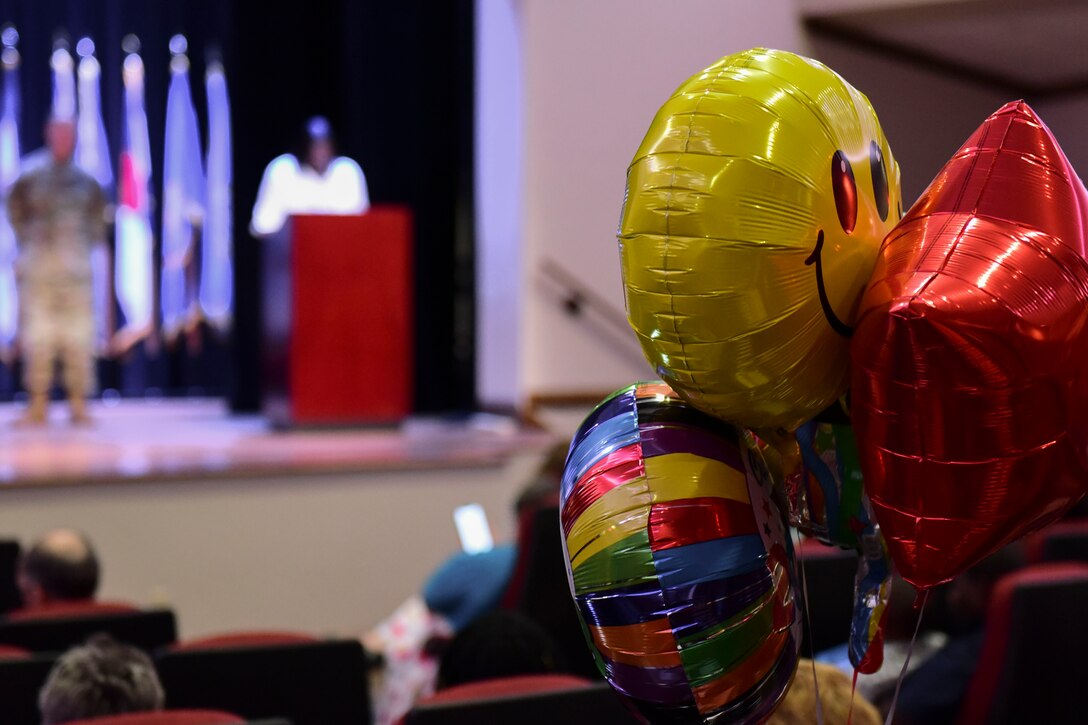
[437,611,563,689]
[768,659,881,725]
[18,529,100,608]
[38,634,164,725]
[46,115,77,163]
[513,442,567,517]
[300,115,335,175]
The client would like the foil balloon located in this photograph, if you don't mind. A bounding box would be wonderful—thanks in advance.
[852,101,1088,590]
[764,418,891,674]
[561,382,801,724]
[619,48,903,430]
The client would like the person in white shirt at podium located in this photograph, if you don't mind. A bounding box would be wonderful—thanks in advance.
[250,115,369,236]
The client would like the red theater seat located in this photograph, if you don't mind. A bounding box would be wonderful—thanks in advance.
[171,631,317,652]
[5,600,139,621]
[794,538,858,653]
[0,539,21,613]
[1024,519,1088,564]
[0,608,177,653]
[957,562,1088,724]
[795,535,845,557]
[403,674,632,724]
[423,673,593,703]
[1,652,63,725]
[0,643,29,658]
[499,504,540,610]
[61,711,247,725]
[155,638,369,725]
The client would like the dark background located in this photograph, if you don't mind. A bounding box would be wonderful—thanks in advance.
[0,0,476,413]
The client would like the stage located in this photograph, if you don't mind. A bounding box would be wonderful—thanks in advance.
[0,398,551,488]
[0,399,559,640]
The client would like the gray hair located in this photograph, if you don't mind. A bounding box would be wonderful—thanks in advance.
[39,634,164,725]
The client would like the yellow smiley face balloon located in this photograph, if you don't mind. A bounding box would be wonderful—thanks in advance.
[620,48,902,430]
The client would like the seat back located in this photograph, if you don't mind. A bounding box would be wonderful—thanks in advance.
[0,538,21,613]
[156,639,370,725]
[957,563,1088,724]
[5,600,140,621]
[0,651,58,725]
[170,631,317,652]
[0,609,177,653]
[60,711,247,725]
[796,540,857,654]
[509,505,600,679]
[405,678,633,724]
[62,713,294,725]
[0,643,30,658]
[1025,520,1088,564]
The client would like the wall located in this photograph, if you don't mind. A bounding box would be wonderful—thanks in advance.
[518,0,806,400]
[806,35,1014,205]
[1034,95,1088,182]
[806,39,1088,216]
[0,456,542,639]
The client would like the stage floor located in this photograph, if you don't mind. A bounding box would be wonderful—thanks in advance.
[0,399,553,488]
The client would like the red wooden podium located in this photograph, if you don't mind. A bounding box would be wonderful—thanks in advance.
[263,206,413,427]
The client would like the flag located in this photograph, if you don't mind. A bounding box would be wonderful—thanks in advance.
[114,47,154,352]
[0,36,20,357]
[161,43,205,340]
[75,41,112,189]
[200,59,232,331]
[75,39,113,352]
[50,43,75,120]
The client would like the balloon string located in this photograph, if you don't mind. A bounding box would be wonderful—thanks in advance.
[793,530,825,725]
[883,588,930,725]
[847,666,859,725]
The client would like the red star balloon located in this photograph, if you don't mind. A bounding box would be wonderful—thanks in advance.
[851,101,1088,590]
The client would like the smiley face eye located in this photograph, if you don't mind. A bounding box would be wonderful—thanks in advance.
[831,150,857,234]
[870,141,890,222]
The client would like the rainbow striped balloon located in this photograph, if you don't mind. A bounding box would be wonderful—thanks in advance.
[561,382,800,723]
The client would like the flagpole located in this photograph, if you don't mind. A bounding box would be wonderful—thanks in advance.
[0,25,20,365]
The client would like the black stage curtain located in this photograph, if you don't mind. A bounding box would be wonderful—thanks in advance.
[0,0,476,413]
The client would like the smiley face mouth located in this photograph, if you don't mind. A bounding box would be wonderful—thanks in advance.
[804,229,853,338]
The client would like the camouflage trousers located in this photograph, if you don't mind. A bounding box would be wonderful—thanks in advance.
[18,280,95,395]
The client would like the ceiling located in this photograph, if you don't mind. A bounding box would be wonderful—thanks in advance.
[802,0,1088,98]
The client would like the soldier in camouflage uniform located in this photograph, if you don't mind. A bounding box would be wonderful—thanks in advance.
[9,117,106,425]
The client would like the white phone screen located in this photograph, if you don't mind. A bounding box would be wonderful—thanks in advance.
[454,503,494,554]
